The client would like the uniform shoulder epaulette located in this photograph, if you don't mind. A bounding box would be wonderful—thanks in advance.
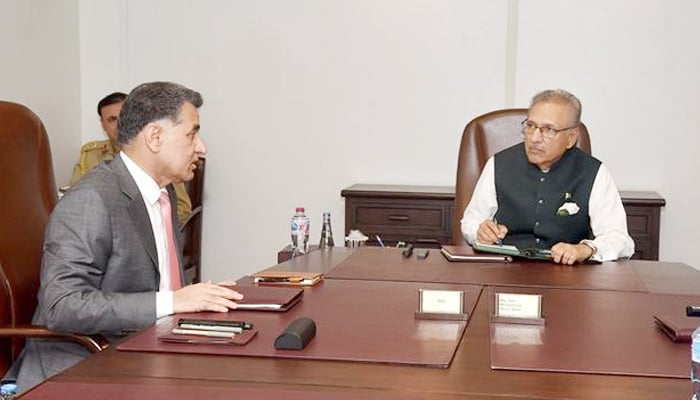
[80,139,111,153]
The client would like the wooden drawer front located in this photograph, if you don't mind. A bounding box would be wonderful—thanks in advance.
[625,207,652,236]
[623,205,660,261]
[631,239,651,261]
[354,205,447,230]
[344,197,454,247]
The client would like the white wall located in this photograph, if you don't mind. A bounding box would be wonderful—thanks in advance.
[78,1,129,142]
[84,0,510,280]
[0,0,81,185]
[6,0,697,281]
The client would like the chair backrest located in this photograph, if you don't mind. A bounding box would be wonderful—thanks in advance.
[181,157,205,284]
[0,101,57,373]
[452,108,591,244]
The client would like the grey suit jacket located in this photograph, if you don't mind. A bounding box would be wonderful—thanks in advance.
[8,154,184,392]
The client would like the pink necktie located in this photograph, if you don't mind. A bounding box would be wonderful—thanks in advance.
[158,191,182,290]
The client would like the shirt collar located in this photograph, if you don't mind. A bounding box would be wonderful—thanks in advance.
[120,151,164,206]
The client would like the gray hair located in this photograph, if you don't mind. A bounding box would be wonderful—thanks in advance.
[117,81,203,146]
[530,89,582,126]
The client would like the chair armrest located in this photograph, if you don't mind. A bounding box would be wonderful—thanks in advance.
[179,205,202,232]
[0,325,108,353]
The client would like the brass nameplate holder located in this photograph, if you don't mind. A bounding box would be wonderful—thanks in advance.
[415,289,469,321]
[491,292,545,325]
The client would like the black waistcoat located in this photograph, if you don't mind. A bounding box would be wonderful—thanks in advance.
[494,143,601,249]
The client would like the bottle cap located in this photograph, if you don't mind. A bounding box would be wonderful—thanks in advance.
[0,383,18,395]
[295,207,305,212]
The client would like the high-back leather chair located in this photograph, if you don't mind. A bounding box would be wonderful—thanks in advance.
[0,101,104,377]
[452,108,591,244]
[180,157,205,284]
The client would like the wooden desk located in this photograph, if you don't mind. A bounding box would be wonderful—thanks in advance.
[25,248,695,400]
[341,184,666,260]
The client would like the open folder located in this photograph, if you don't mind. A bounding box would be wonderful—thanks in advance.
[472,242,553,261]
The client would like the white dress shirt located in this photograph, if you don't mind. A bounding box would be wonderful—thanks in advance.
[460,157,635,262]
[121,152,175,317]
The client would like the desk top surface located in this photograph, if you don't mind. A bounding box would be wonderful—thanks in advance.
[29,247,697,400]
[117,279,481,368]
[327,247,651,292]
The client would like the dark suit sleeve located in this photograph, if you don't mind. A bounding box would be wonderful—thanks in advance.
[36,188,157,335]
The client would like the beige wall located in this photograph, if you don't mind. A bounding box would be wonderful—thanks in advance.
[0,0,81,184]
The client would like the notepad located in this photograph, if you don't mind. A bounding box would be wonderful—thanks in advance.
[224,285,304,312]
[252,270,323,286]
[440,245,512,263]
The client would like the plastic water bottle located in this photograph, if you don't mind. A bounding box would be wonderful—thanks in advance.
[290,207,310,255]
[318,211,335,250]
[692,324,700,399]
[0,383,18,400]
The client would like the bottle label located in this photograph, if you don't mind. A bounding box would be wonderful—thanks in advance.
[693,339,700,362]
[291,216,310,253]
[291,220,310,234]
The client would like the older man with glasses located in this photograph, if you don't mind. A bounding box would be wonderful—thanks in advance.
[460,89,634,264]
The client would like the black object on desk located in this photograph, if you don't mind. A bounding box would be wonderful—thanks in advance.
[402,244,414,258]
[274,317,317,350]
[416,249,430,259]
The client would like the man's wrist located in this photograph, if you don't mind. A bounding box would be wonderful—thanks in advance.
[579,239,597,259]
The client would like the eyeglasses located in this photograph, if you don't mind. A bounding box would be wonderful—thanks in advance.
[521,119,578,140]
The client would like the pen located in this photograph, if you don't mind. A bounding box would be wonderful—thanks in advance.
[178,324,243,333]
[178,319,253,330]
[493,218,503,246]
[375,235,386,248]
[255,277,304,284]
[172,328,235,338]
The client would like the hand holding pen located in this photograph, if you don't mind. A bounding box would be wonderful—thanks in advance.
[477,218,508,245]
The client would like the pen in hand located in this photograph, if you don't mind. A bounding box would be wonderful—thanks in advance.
[493,218,503,246]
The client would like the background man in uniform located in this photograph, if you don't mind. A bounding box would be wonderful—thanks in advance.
[69,91,192,224]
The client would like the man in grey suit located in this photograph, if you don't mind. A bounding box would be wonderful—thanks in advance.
[5,81,243,392]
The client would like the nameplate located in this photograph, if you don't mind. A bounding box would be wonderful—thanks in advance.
[416,289,468,321]
[494,292,542,320]
[419,289,464,314]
